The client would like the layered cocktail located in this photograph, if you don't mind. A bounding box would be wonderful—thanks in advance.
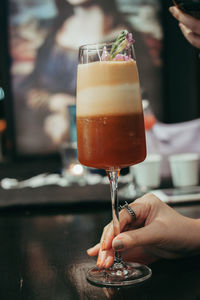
[76,31,151,287]
[77,60,146,169]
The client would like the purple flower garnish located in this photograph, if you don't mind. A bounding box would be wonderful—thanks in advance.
[100,30,134,61]
[113,54,132,61]
[125,32,134,49]
[109,30,135,60]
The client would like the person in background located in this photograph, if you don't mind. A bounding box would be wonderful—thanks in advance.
[18,0,132,152]
[87,6,200,269]
[14,0,159,154]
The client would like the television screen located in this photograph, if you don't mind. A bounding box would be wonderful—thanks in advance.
[8,0,163,154]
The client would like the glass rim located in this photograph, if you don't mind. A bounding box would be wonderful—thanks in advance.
[79,42,115,51]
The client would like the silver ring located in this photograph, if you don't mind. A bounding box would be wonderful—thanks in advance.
[119,201,136,221]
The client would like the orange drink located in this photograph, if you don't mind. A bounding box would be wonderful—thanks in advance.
[76,60,146,169]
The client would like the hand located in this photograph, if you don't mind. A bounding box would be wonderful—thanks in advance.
[169,6,200,49]
[27,90,75,111]
[44,113,69,145]
[27,89,49,110]
[87,193,200,268]
[48,94,75,112]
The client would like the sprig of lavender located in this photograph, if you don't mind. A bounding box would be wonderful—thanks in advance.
[113,54,132,61]
[109,30,134,60]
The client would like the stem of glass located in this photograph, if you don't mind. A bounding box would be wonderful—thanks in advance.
[107,169,124,267]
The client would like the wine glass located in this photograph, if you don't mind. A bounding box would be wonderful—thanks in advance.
[76,42,152,287]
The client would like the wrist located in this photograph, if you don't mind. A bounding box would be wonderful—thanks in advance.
[182,217,200,253]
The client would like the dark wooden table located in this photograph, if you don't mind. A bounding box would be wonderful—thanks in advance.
[1,202,200,300]
[1,158,200,300]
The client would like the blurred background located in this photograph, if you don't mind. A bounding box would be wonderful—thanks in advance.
[0,0,200,159]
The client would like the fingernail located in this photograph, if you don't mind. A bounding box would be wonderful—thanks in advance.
[113,239,124,251]
[97,256,101,267]
[169,7,175,14]
[104,256,113,269]
[86,248,92,254]
[87,245,95,252]
[97,251,106,268]
[101,240,106,251]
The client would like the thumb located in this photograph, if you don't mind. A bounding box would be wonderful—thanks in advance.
[112,222,161,251]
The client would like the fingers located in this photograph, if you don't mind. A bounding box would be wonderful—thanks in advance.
[94,220,161,268]
[169,6,200,35]
[102,194,157,250]
[90,209,134,256]
[87,222,115,268]
[112,220,163,252]
[87,242,114,268]
[88,193,161,252]
[101,222,115,250]
[179,23,200,49]
[100,210,134,250]
[87,193,163,268]
[97,248,114,269]
[87,243,100,256]
[86,214,132,268]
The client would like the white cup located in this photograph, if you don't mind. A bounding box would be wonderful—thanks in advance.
[133,154,162,189]
[169,153,199,187]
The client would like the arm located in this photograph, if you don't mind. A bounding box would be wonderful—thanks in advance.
[27,89,75,111]
[87,194,200,268]
[169,6,200,49]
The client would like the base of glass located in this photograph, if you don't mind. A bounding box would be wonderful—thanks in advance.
[86,262,152,287]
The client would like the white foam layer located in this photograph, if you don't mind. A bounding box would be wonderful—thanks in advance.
[76,83,142,116]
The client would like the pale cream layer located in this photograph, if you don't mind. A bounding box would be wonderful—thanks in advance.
[76,83,142,117]
[77,60,139,92]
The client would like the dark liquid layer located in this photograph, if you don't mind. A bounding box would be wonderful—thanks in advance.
[77,113,146,169]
